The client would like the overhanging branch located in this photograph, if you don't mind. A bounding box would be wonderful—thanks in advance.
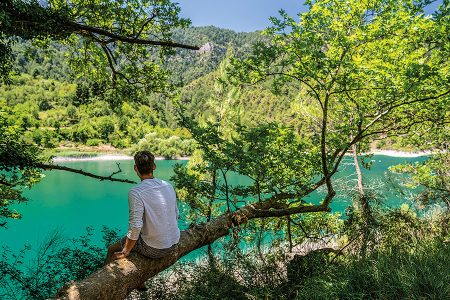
[65,21,200,50]
[36,163,136,184]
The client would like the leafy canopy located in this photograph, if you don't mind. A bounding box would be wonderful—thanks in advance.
[0,0,197,95]
[230,0,449,158]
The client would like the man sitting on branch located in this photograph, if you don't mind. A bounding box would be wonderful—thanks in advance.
[105,151,180,263]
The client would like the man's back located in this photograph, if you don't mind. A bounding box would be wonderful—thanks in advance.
[128,178,180,249]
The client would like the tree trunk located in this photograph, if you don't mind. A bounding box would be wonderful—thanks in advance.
[351,144,372,256]
[53,201,327,299]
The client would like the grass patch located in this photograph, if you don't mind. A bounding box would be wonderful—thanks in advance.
[298,241,450,299]
[143,239,449,300]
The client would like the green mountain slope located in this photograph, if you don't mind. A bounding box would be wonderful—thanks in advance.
[2,26,287,157]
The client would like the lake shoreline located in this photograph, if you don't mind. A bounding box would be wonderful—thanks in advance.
[364,150,432,157]
[51,150,431,162]
[52,154,190,162]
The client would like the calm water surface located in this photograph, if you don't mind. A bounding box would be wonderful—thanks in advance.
[0,156,427,254]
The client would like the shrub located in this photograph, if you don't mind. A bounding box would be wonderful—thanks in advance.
[29,128,58,148]
[66,105,77,119]
[86,138,102,146]
[71,122,97,143]
[108,132,130,149]
[96,117,115,140]
[38,99,53,111]
[134,132,197,159]
[298,240,450,300]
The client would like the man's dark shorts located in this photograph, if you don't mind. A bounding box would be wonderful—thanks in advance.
[120,236,176,259]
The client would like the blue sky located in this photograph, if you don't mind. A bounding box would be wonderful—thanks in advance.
[177,0,307,32]
[177,0,444,32]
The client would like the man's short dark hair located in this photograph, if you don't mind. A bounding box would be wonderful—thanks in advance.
[134,151,155,175]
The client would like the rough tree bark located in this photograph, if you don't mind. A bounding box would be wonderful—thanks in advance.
[53,200,328,300]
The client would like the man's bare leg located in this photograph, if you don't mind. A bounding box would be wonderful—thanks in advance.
[104,241,122,265]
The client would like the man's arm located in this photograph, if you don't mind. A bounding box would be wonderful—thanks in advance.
[114,190,144,260]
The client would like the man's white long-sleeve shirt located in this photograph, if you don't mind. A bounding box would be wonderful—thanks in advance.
[127,178,180,249]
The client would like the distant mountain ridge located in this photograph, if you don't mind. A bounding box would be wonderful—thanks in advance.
[166,26,265,85]
[12,26,264,86]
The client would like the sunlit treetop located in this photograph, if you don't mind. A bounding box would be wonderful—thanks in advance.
[230,0,449,154]
[0,0,199,97]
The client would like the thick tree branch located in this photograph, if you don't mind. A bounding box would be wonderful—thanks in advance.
[252,204,330,218]
[53,198,328,300]
[64,21,199,50]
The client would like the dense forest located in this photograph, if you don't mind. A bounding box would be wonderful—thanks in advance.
[2,26,298,159]
[0,0,449,299]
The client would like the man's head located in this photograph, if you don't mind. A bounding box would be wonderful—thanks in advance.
[133,151,155,178]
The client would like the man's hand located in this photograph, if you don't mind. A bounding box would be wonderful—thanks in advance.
[112,250,130,260]
[112,237,138,260]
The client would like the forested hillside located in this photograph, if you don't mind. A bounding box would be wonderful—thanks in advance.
[2,26,296,158]
[168,26,266,85]
[12,26,264,85]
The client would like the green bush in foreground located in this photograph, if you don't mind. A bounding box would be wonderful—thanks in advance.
[142,238,449,300]
[0,227,119,300]
[297,241,449,300]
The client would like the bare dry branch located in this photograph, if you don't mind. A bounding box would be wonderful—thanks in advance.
[36,163,136,184]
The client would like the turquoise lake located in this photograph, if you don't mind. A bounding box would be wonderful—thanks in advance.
[0,155,427,255]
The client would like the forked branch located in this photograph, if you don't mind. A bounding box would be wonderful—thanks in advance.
[36,163,136,184]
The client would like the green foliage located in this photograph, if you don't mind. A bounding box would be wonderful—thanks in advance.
[71,121,96,143]
[0,74,197,152]
[29,128,58,148]
[1,0,193,95]
[167,26,266,85]
[5,28,305,150]
[229,0,449,160]
[0,38,13,83]
[85,138,102,147]
[177,265,248,300]
[390,153,450,208]
[0,227,120,299]
[298,240,449,300]
[134,129,196,159]
[0,73,75,107]
[12,40,73,82]
[0,102,44,226]
[345,201,449,254]
[142,207,449,300]
[66,104,77,119]
[145,249,287,300]
[176,120,321,203]
[173,115,330,233]
[97,117,115,140]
